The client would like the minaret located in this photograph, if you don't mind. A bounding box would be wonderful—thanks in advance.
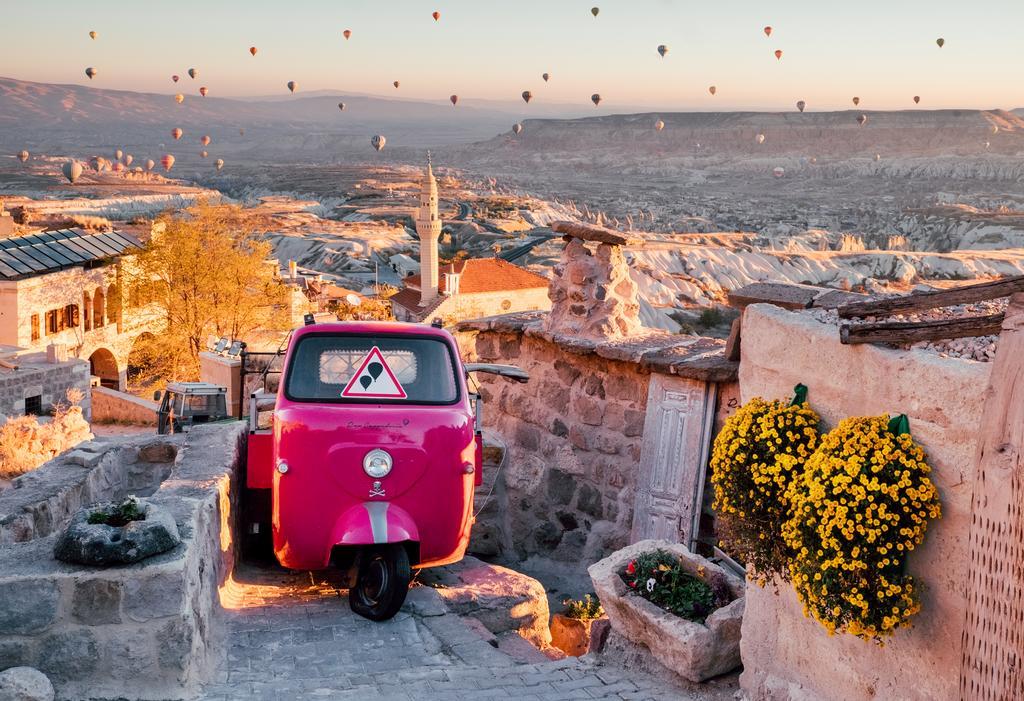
[416,152,442,304]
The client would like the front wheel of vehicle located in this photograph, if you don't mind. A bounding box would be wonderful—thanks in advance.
[348,545,411,621]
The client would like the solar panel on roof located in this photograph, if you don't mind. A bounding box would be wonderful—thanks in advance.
[85,234,123,256]
[34,242,76,266]
[55,238,97,260]
[4,247,47,272]
[0,260,19,279]
[44,241,88,264]
[0,251,30,277]
[20,245,61,269]
[68,235,107,258]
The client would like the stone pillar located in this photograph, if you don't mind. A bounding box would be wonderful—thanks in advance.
[543,238,642,341]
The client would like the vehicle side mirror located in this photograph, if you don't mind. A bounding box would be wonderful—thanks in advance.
[153,390,162,402]
[463,363,529,383]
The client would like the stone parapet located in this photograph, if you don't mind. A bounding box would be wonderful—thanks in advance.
[0,423,244,700]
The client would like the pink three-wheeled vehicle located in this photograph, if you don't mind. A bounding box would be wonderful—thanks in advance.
[245,320,527,620]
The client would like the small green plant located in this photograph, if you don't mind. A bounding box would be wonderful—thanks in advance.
[88,496,146,527]
[563,594,604,621]
[621,550,731,624]
[698,307,725,329]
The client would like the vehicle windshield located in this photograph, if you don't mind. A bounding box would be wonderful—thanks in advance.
[284,334,459,404]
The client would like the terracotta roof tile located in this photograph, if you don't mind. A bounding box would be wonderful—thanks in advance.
[403,257,548,295]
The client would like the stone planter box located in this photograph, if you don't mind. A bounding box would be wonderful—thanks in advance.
[549,612,610,657]
[588,539,744,683]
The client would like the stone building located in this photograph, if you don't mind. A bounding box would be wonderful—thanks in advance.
[0,228,163,390]
[389,158,550,324]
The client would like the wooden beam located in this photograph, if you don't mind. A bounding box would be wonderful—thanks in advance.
[839,313,1004,345]
[959,293,1024,700]
[837,275,1024,318]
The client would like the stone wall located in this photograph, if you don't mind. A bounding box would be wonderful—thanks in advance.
[0,423,244,700]
[0,356,91,421]
[455,312,738,568]
[91,386,158,425]
[737,304,990,701]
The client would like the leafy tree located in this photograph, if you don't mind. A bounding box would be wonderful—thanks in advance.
[127,202,290,381]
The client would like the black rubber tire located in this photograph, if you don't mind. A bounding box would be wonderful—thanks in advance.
[348,545,411,621]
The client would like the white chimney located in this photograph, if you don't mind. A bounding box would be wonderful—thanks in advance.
[288,260,297,280]
[444,272,461,296]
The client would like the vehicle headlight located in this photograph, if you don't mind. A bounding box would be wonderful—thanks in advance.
[363,449,393,478]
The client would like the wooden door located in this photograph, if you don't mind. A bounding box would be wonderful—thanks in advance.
[630,374,716,548]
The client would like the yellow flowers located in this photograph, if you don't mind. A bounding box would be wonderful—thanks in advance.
[711,396,820,586]
[782,415,941,644]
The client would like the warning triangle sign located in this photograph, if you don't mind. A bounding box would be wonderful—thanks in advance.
[341,346,408,399]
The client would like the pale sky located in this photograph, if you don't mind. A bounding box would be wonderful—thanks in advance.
[2,0,1022,111]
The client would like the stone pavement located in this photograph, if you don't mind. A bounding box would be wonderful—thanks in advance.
[201,563,739,701]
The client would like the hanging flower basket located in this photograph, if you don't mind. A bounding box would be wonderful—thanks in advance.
[588,539,744,682]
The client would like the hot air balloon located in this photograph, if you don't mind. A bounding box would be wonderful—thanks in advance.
[62,160,83,184]
[338,102,346,111]
[657,45,668,58]
[393,81,400,89]
[774,50,783,60]
[200,150,208,158]
[171,128,183,140]
[145,159,155,171]
[188,68,198,79]
[174,93,184,104]
[913,95,921,104]
[773,167,785,178]
[542,72,550,82]
[796,100,806,113]
[764,26,772,37]
[874,153,881,161]
[756,133,766,144]
[991,125,999,135]
[432,11,440,21]
[17,151,28,163]
[591,93,602,106]
[249,46,258,56]
[655,120,665,131]
[591,7,599,17]
[708,85,717,96]
[936,38,945,48]
[90,156,107,172]
[199,87,208,97]
[124,154,133,167]
[450,95,458,106]
[172,75,180,83]
[809,157,817,164]
[512,123,523,135]
[114,149,123,160]
[200,135,211,146]
[857,114,868,126]
[984,141,991,149]
[111,162,124,173]
[343,29,351,40]
[522,90,532,103]
[85,67,97,79]
[161,154,175,172]
[287,81,297,93]
[852,96,860,106]
[371,135,386,152]
[89,31,97,40]
[215,158,224,171]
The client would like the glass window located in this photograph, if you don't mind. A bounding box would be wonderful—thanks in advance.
[286,334,458,404]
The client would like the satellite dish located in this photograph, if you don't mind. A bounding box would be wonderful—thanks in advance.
[345,294,362,307]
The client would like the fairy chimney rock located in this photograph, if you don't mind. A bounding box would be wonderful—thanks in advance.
[544,221,643,341]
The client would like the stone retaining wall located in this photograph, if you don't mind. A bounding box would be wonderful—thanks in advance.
[0,436,178,544]
[737,304,990,701]
[91,386,158,425]
[455,312,737,568]
[0,423,245,700]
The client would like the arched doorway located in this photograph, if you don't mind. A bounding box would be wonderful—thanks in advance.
[88,347,119,390]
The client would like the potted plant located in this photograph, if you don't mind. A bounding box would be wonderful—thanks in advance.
[589,539,744,683]
[550,594,608,657]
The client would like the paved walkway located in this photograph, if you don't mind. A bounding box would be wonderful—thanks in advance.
[201,564,738,701]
